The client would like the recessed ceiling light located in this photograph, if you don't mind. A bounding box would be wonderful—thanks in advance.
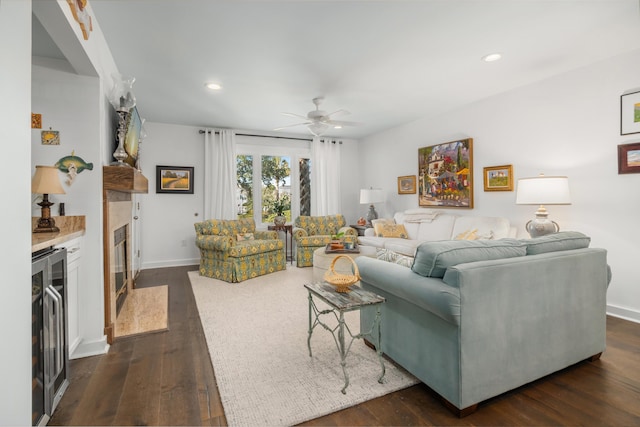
[334,125,342,129]
[205,82,222,90]
[482,53,502,62]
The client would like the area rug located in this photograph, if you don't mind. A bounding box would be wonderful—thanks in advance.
[114,285,169,338]
[188,267,418,426]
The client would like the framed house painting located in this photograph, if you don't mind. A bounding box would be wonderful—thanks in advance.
[397,175,416,194]
[620,90,640,135]
[483,165,514,191]
[156,166,194,194]
[618,142,640,174]
[418,138,473,208]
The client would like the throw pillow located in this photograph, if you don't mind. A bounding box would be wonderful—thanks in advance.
[454,229,494,240]
[371,218,395,227]
[236,233,255,241]
[411,239,527,278]
[373,223,409,238]
[521,231,590,255]
[376,248,414,268]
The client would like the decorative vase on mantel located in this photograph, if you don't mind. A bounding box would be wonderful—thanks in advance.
[274,215,286,226]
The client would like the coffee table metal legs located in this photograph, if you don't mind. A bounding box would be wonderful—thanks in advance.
[306,292,386,394]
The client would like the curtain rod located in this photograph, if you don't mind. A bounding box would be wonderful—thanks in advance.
[199,129,313,142]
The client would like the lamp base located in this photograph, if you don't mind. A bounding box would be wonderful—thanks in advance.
[525,208,560,238]
[366,204,378,227]
[34,217,60,233]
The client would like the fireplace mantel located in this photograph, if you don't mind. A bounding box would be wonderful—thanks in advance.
[103,165,148,193]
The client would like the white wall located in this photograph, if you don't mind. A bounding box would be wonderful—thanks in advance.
[138,124,361,269]
[31,58,108,357]
[0,1,33,424]
[358,48,640,322]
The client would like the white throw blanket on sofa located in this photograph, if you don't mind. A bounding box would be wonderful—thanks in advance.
[402,208,441,223]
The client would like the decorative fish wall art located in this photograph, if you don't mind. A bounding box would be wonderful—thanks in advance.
[55,151,93,185]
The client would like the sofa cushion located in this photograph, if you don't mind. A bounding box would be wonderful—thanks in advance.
[237,232,255,241]
[411,239,527,278]
[454,228,494,240]
[374,223,409,238]
[521,231,590,255]
[376,248,414,268]
[451,216,511,240]
[383,239,420,257]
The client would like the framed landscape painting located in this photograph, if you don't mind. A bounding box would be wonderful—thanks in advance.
[418,138,473,208]
[483,165,513,191]
[156,165,194,194]
[618,142,640,174]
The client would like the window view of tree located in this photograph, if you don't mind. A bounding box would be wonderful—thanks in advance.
[299,158,311,216]
[236,155,253,218]
[261,156,291,223]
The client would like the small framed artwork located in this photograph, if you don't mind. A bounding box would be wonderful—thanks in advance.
[156,166,194,194]
[618,142,640,174]
[620,90,640,135]
[483,165,514,191]
[397,175,416,194]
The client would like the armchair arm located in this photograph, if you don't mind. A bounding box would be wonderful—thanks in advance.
[254,230,278,240]
[293,227,308,241]
[196,235,234,251]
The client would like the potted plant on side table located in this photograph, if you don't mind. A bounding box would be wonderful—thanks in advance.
[272,198,289,226]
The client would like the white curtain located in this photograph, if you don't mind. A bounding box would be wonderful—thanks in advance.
[311,137,342,215]
[204,129,237,219]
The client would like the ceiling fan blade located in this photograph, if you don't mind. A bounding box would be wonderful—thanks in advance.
[281,112,310,120]
[325,109,350,117]
[273,122,311,131]
[325,119,361,127]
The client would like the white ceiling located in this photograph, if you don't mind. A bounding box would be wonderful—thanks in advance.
[73,1,640,139]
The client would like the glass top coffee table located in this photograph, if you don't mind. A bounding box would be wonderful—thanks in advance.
[304,281,386,394]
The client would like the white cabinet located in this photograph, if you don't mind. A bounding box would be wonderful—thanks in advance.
[56,236,82,358]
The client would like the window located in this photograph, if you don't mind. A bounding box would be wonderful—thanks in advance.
[235,136,311,225]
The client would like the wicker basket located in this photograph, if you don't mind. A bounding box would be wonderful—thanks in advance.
[323,255,361,293]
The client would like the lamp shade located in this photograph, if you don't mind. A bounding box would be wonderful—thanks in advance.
[360,188,384,204]
[515,175,570,205]
[32,166,65,195]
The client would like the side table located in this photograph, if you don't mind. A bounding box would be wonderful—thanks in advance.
[350,224,369,237]
[304,281,386,394]
[268,224,293,265]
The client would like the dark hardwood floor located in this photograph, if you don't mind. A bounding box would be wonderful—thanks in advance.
[50,266,640,426]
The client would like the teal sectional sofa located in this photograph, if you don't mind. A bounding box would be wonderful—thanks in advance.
[356,232,610,416]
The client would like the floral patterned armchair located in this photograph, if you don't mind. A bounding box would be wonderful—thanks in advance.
[195,218,285,282]
[293,215,357,267]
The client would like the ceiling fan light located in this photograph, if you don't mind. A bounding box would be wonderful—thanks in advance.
[308,122,330,136]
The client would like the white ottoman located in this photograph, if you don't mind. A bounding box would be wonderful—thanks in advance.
[312,246,377,282]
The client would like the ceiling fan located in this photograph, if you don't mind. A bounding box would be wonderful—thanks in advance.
[274,97,360,136]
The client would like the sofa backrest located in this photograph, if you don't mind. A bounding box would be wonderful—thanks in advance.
[195,218,256,236]
[392,211,514,240]
[295,215,346,236]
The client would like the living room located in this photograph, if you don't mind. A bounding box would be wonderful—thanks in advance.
[3,1,640,425]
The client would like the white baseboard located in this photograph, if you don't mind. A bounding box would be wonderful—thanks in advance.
[607,304,640,324]
[70,336,110,359]
[141,258,199,270]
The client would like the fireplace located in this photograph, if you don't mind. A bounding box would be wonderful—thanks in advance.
[114,225,128,315]
[102,166,148,344]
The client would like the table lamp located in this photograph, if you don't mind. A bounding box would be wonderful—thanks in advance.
[516,174,571,237]
[32,165,66,233]
[359,188,384,226]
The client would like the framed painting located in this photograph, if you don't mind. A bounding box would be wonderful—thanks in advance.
[156,166,194,194]
[418,138,473,208]
[397,175,416,194]
[618,142,640,174]
[620,90,640,135]
[483,165,513,191]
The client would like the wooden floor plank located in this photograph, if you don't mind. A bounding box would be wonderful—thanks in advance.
[50,266,640,427]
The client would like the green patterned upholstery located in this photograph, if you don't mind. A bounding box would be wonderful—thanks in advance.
[293,215,357,267]
[195,218,285,282]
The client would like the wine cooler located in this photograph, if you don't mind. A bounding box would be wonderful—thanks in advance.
[32,247,69,426]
